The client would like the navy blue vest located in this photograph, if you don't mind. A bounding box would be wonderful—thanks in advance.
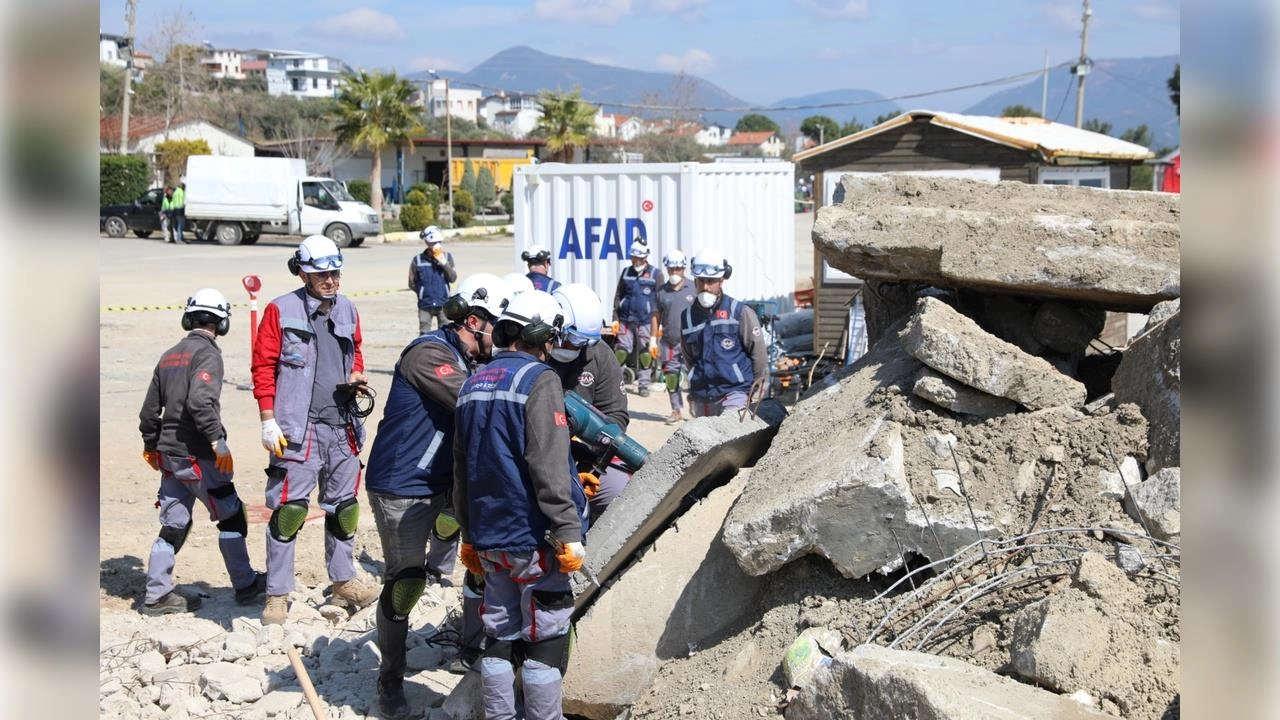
[681,295,754,399]
[364,330,468,496]
[527,271,562,294]
[414,254,451,309]
[456,351,586,552]
[618,264,658,324]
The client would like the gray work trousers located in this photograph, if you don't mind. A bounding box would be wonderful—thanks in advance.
[615,321,654,390]
[264,422,361,596]
[689,390,749,418]
[146,454,255,604]
[587,464,630,528]
[369,491,459,683]
[418,307,447,335]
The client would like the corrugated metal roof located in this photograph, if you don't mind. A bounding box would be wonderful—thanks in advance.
[794,109,1154,163]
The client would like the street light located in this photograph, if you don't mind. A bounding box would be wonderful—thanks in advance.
[427,70,453,228]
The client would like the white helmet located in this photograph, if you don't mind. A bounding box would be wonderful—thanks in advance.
[445,273,511,322]
[628,240,650,258]
[691,248,732,279]
[663,249,687,268]
[521,244,552,265]
[552,283,604,346]
[294,235,344,274]
[420,225,443,245]
[502,272,536,295]
[497,290,564,346]
[183,288,231,335]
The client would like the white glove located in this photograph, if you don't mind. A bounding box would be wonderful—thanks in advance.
[261,419,288,457]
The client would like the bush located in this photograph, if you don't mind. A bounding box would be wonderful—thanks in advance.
[153,138,211,185]
[460,160,477,197]
[400,203,435,232]
[405,189,428,206]
[474,166,497,210]
[347,179,371,204]
[100,154,151,206]
[452,189,475,228]
[409,182,442,209]
[499,191,514,216]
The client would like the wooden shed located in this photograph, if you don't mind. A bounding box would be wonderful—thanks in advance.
[793,110,1154,358]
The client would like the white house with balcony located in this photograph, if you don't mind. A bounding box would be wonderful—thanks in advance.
[200,45,244,80]
[594,109,616,138]
[100,33,129,67]
[251,49,347,98]
[696,122,732,147]
[614,115,646,141]
[423,78,481,124]
[479,92,540,128]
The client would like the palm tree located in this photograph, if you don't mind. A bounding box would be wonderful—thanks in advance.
[332,70,422,213]
[535,90,598,163]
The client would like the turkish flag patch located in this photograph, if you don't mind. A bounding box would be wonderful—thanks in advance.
[716,309,729,320]
[435,364,455,378]
[554,412,568,427]
[198,371,213,383]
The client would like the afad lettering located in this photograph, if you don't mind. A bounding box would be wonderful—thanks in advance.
[559,218,647,260]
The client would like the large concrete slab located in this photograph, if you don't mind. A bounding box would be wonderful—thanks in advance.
[563,471,762,719]
[787,644,1120,720]
[913,368,1019,418]
[812,175,1180,311]
[900,297,1086,410]
[1111,304,1180,472]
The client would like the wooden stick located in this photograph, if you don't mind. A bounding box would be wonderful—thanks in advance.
[287,646,328,720]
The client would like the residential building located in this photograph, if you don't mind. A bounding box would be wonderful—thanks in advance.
[242,58,267,82]
[479,92,540,127]
[493,108,542,138]
[250,49,347,98]
[614,114,645,141]
[132,50,155,73]
[423,78,481,124]
[695,122,732,147]
[200,44,244,80]
[100,115,255,183]
[332,136,545,197]
[727,131,785,157]
[594,109,616,138]
[100,33,129,67]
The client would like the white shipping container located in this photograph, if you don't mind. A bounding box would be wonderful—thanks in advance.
[514,162,796,315]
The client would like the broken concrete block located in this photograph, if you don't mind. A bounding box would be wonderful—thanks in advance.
[222,631,257,662]
[200,662,264,704]
[1073,551,1135,605]
[250,689,303,717]
[1096,455,1142,501]
[781,627,844,690]
[1123,467,1180,541]
[1032,301,1106,354]
[913,367,1020,417]
[787,643,1118,720]
[1112,309,1180,472]
[563,471,763,718]
[900,297,1087,410]
[1115,543,1146,574]
[150,627,203,657]
[813,175,1180,310]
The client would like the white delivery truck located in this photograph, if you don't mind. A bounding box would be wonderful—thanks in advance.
[513,161,795,313]
[184,156,381,247]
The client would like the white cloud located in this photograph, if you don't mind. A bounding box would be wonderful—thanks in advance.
[533,0,633,25]
[656,48,713,74]
[652,0,710,13]
[793,0,869,21]
[312,7,407,43]
[406,56,462,73]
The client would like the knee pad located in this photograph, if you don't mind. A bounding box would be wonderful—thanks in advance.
[665,370,681,393]
[524,629,573,676]
[269,500,310,543]
[432,508,460,543]
[379,566,427,622]
[481,638,516,665]
[639,353,653,369]
[215,501,248,537]
[463,569,485,596]
[614,348,628,366]
[325,497,359,541]
[158,522,193,553]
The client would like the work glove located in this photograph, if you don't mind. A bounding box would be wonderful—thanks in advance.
[459,543,483,576]
[648,340,660,361]
[556,541,586,573]
[261,419,288,457]
[213,438,234,474]
[142,450,161,472]
[579,472,601,499]
[610,321,620,335]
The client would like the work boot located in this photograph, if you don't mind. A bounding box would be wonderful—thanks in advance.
[638,387,650,398]
[376,677,411,719]
[142,591,201,616]
[262,594,289,625]
[235,572,267,605]
[446,647,480,675]
[329,577,379,610]
[664,410,683,425]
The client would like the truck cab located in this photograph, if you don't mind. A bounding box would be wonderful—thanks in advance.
[298,178,382,247]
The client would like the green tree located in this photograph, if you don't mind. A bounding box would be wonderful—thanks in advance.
[629,133,704,163]
[734,113,780,134]
[872,112,899,126]
[460,159,477,197]
[100,64,123,119]
[332,70,422,212]
[474,165,497,211]
[799,115,839,143]
[1168,64,1180,116]
[1082,118,1113,136]
[100,154,151,205]
[153,138,211,185]
[534,89,598,162]
[1001,104,1042,118]
[1120,125,1153,148]
[839,118,866,137]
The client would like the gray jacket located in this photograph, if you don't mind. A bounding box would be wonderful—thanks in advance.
[139,330,225,459]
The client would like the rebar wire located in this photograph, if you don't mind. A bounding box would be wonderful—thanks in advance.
[889,527,917,592]
[1106,447,1173,575]
[947,442,996,576]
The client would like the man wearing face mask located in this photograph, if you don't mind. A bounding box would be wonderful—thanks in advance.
[548,283,629,521]
[680,248,769,417]
[364,273,511,718]
[252,235,378,626]
[612,241,664,397]
[652,250,695,424]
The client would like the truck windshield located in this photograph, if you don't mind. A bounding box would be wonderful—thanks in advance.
[321,180,354,202]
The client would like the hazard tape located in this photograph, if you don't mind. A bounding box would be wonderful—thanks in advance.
[101,288,411,313]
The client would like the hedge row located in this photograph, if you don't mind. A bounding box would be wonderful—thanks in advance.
[100,154,151,206]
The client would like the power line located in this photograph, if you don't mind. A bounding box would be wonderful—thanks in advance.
[1052,76,1074,122]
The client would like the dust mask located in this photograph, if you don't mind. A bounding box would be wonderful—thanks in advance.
[549,347,580,364]
[697,291,718,309]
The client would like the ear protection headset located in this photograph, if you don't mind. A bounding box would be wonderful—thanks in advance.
[444,286,509,323]
[492,312,564,348]
[287,252,302,276]
[181,307,231,336]
[721,259,733,280]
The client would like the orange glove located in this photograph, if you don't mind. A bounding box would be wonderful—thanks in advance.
[579,472,601,498]
[556,541,586,573]
[213,439,234,475]
[610,321,620,335]
[648,340,660,361]
[459,543,483,575]
[142,450,161,471]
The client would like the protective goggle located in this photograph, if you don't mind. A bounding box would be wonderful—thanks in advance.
[304,254,344,271]
[692,262,726,278]
[560,327,600,349]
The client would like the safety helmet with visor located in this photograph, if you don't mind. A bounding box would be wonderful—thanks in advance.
[628,240,651,258]
[494,290,563,348]
[182,288,232,336]
[502,272,536,295]
[291,235,344,275]
[521,244,552,265]
[444,273,511,323]
[420,225,443,245]
[551,283,604,355]
[690,248,732,280]
[663,249,687,269]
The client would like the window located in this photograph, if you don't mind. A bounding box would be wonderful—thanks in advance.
[326,78,332,89]
[292,78,302,91]
[1038,166,1111,188]
[312,77,318,89]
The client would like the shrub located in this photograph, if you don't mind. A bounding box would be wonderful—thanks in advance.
[410,182,442,209]
[405,189,428,206]
[460,160,477,197]
[474,166,496,210]
[153,138,211,185]
[347,179,371,204]
[453,211,473,228]
[400,203,435,232]
[452,189,475,227]
[100,154,151,206]
[499,191,514,217]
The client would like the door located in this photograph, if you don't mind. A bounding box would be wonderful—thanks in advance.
[298,180,340,235]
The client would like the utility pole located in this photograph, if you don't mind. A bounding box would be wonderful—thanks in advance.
[445,78,453,229]
[119,0,137,153]
[1073,0,1092,128]
[1041,49,1049,118]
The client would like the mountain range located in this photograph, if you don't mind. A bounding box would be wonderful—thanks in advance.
[410,46,1178,150]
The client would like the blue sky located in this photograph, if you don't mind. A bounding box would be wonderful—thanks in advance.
[100,0,1179,109]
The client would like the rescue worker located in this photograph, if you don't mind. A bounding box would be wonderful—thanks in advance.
[502,271,535,296]
[252,235,379,625]
[612,240,664,397]
[653,250,695,424]
[522,244,561,293]
[408,225,458,334]
[367,274,512,719]
[138,289,265,614]
[548,283,630,521]
[680,249,769,417]
[160,186,174,243]
[171,179,187,244]
[453,290,588,720]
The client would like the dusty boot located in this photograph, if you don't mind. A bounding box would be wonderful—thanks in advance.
[262,594,289,625]
[142,591,201,616]
[329,577,379,610]
[664,409,683,425]
[376,676,411,719]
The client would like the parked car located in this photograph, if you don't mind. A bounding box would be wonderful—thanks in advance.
[100,188,166,239]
